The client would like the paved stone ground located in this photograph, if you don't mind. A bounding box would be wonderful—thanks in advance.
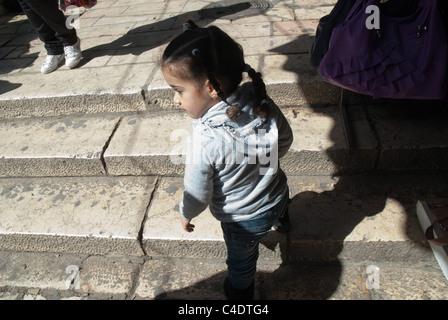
[1,172,448,301]
[1,0,343,117]
[1,0,448,301]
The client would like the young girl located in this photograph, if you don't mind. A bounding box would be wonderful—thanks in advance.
[161,20,293,300]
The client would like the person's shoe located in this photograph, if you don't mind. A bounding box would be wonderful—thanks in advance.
[64,37,82,69]
[41,54,64,74]
[223,277,254,300]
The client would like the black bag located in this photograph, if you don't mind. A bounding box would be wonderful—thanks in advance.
[378,0,418,17]
[439,0,448,36]
[310,0,447,69]
[309,0,357,69]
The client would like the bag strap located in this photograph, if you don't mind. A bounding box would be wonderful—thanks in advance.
[425,201,448,246]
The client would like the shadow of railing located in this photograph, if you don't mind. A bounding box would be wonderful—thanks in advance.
[78,2,252,67]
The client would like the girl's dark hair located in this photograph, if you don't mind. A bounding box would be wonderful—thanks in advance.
[161,20,269,119]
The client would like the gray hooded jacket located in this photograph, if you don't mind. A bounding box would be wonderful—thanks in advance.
[180,85,293,223]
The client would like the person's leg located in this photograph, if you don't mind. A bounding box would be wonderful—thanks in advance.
[221,224,260,298]
[21,0,77,48]
[18,0,81,71]
[221,194,289,299]
[17,0,64,55]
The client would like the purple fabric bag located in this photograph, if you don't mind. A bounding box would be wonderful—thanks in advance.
[317,0,448,99]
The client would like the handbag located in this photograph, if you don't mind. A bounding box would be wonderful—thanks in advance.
[425,201,448,246]
[58,0,97,12]
[317,0,448,99]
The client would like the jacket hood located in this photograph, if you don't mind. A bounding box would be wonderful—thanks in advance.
[194,85,267,138]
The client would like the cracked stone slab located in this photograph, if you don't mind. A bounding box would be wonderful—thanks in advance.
[286,175,434,262]
[104,113,192,176]
[105,105,378,177]
[77,255,141,295]
[0,176,157,255]
[142,177,228,260]
[282,105,378,174]
[134,258,448,300]
[0,115,121,177]
[142,174,437,262]
[0,251,87,291]
[135,259,228,299]
[0,251,142,297]
[368,262,448,300]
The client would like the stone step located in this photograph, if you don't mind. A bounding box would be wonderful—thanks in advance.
[0,51,351,119]
[142,173,444,263]
[0,0,344,119]
[1,172,447,263]
[0,176,156,256]
[1,101,448,178]
[1,251,448,300]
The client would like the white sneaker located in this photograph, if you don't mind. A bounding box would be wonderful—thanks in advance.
[64,37,82,69]
[41,54,64,74]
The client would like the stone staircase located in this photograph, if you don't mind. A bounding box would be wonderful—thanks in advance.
[1,0,448,300]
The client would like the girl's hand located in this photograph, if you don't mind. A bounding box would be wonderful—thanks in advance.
[180,217,195,232]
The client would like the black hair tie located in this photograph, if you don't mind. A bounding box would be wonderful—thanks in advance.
[192,48,200,56]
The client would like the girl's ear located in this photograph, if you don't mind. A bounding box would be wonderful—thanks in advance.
[205,79,220,99]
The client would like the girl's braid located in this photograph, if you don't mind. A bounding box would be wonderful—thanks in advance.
[246,65,269,119]
[185,20,230,105]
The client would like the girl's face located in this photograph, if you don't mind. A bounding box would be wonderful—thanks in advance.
[162,65,220,119]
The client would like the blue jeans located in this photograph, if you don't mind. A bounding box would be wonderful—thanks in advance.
[221,194,289,290]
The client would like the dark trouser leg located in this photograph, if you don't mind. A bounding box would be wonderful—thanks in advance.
[17,0,77,55]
